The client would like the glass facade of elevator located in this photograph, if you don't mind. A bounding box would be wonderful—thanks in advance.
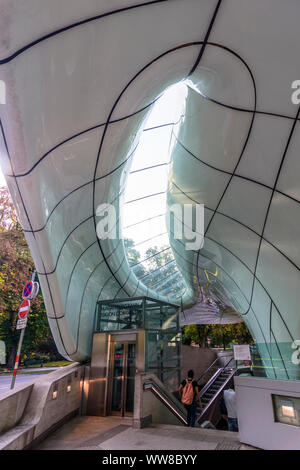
[96,297,181,394]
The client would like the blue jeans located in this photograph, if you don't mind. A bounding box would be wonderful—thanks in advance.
[227,417,239,432]
[184,398,197,427]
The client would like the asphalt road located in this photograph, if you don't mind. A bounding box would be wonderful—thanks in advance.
[0,369,56,394]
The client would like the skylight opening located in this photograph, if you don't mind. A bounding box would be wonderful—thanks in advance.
[122,82,188,300]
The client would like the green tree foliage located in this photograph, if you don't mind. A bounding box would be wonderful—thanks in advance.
[0,187,59,367]
[124,238,146,278]
[183,322,253,350]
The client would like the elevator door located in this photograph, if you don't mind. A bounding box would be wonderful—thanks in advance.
[110,342,136,416]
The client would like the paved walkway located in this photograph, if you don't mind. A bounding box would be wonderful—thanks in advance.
[35,416,256,450]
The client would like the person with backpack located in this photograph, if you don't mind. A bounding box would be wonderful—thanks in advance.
[179,369,202,427]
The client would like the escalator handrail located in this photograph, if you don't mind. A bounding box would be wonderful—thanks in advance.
[199,368,223,398]
[197,368,236,421]
[197,354,235,389]
[197,357,220,385]
[143,381,187,426]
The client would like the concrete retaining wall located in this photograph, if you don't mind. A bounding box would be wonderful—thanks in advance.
[182,345,218,381]
[0,383,33,434]
[0,363,85,450]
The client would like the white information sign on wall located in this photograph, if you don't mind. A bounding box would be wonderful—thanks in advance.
[233,344,251,361]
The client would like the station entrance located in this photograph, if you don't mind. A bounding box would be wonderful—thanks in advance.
[87,297,181,417]
[109,340,136,416]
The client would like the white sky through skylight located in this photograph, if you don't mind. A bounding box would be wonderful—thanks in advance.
[122,82,187,257]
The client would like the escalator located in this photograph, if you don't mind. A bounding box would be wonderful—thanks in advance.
[143,380,188,425]
[196,358,236,425]
[143,355,236,427]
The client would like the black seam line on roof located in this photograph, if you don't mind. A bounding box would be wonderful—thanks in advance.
[266,308,279,379]
[195,43,257,312]
[268,302,279,380]
[65,259,103,344]
[268,331,278,379]
[139,259,176,281]
[131,231,167,248]
[195,86,300,122]
[96,253,128,304]
[269,299,272,348]
[143,122,178,132]
[123,213,165,229]
[113,269,132,301]
[6,40,299,180]
[64,240,98,314]
[203,235,294,341]
[130,247,171,268]
[0,119,70,356]
[1,43,192,356]
[173,121,300,206]
[90,41,214,302]
[248,308,273,365]
[36,187,125,276]
[35,215,93,276]
[195,39,260,238]
[147,264,179,288]
[188,0,223,77]
[70,241,125,354]
[150,270,181,291]
[130,162,170,174]
[48,237,123,321]
[245,103,300,316]
[195,251,274,361]
[9,98,161,179]
[150,270,182,290]
[0,0,168,65]
[202,98,256,237]
[158,283,184,298]
[269,331,280,380]
[22,143,137,234]
[149,260,187,292]
[170,237,251,311]
[0,39,286,348]
[193,41,300,122]
[169,225,291,342]
[271,328,289,379]
[125,191,166,205]
[171,180,300,274]
[167,244,198,282]
[132,281,141,297]
[7,40,296,180]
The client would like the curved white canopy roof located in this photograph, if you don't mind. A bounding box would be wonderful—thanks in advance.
[0,1,300,380]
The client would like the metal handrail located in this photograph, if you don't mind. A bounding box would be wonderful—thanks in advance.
[143,382,187,425]
[222,355,235,369]
[197,368,236,422]
[199,368,223,398]
[197,357,220,385]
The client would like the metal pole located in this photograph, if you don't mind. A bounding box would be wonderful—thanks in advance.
[10,327,25,390]
[10,270,36,390]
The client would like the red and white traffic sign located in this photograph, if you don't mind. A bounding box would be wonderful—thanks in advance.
[22,280,39,300]
[18,299,30,319]
[22,281,33,300]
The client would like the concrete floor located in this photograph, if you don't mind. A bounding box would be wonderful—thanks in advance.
[35,416,256,450]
